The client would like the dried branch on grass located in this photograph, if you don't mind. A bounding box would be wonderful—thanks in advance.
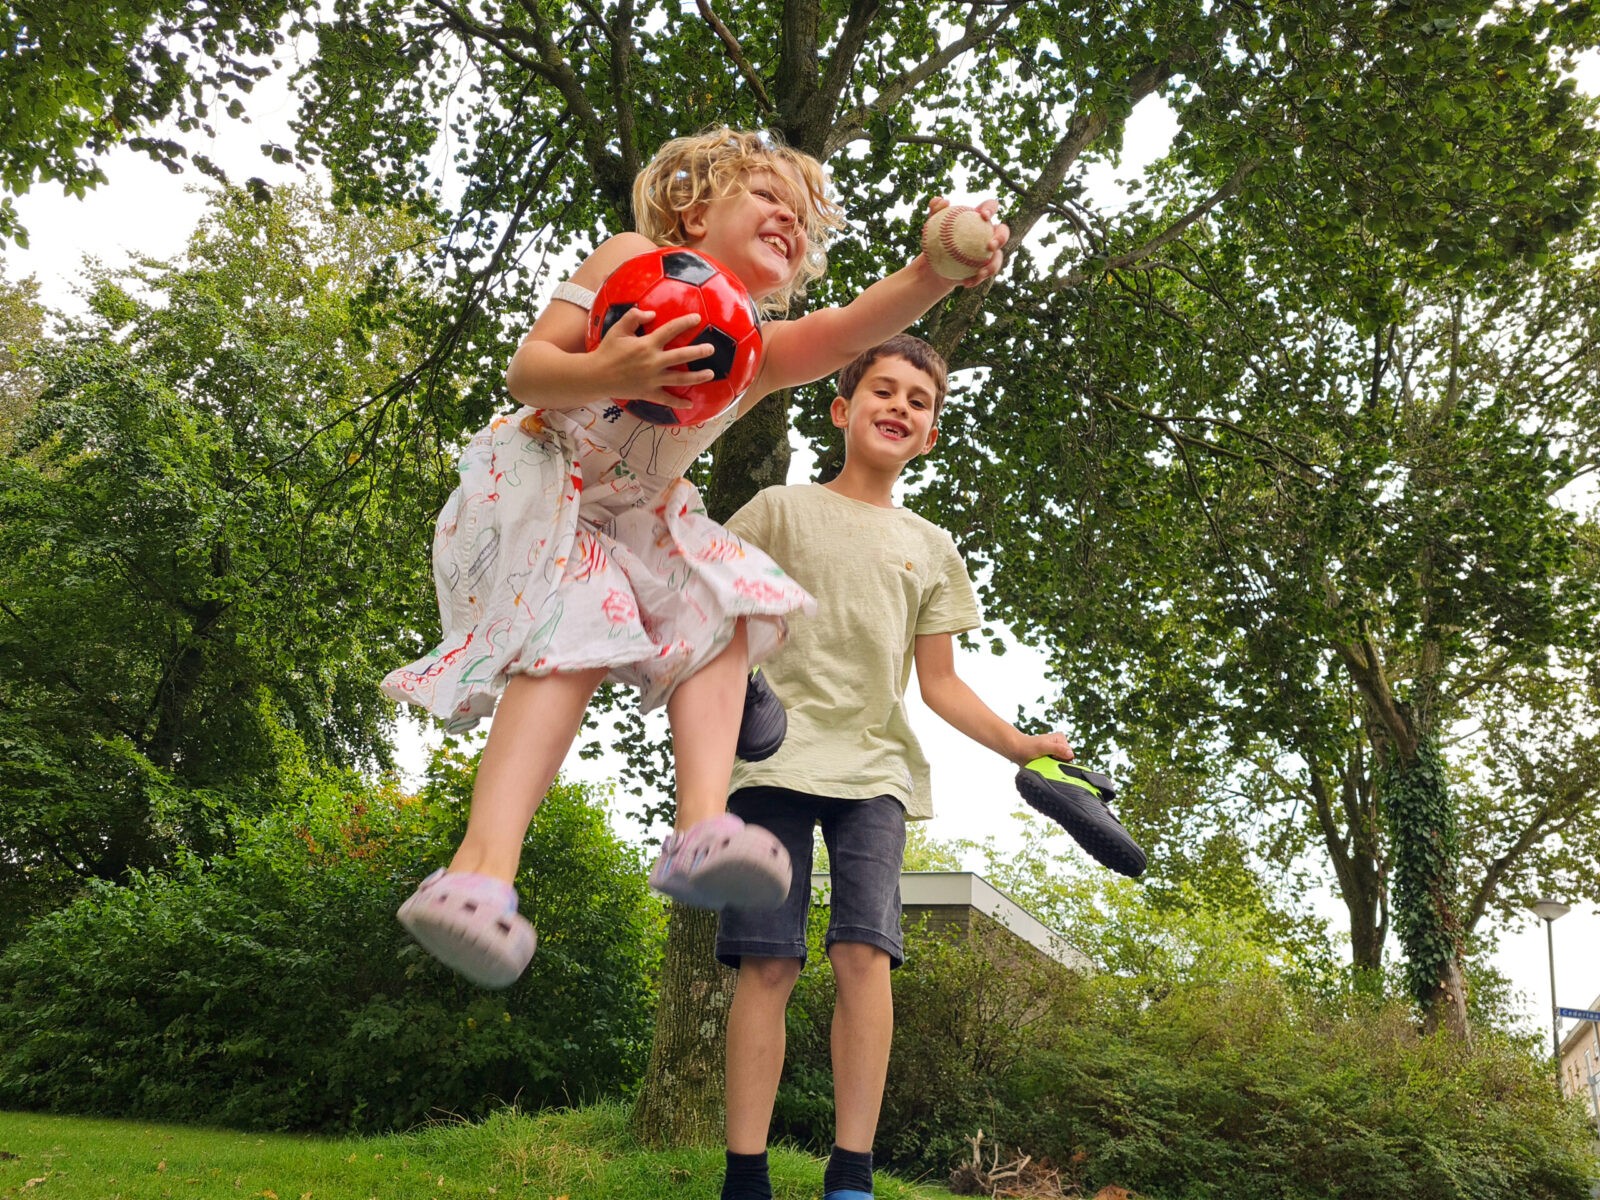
[948,1130,1139,1200]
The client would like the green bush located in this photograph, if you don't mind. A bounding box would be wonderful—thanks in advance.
[0,749,663,1133]
[775,908,1597,1200]
[1007,975,1598,1200]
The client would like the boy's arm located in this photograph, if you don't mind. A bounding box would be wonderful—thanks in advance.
[743,200,1008,407]
[913,632,1074,767]
[506,231,715,412]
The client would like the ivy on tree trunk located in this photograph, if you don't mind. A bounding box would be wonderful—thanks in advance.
[1380,737,1469,1038]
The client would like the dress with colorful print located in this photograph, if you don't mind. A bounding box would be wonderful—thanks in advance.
[381,312,814,732]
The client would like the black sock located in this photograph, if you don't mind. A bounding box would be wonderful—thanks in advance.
[723,1149,772,1200]
[824,1144,874,1195]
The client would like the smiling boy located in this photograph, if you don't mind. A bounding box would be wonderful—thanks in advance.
[714,334,1078,1200]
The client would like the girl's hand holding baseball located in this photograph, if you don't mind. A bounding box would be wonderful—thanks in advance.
[922,196,1009,287]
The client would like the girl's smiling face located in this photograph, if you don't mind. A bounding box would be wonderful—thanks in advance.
[682,167,809,302]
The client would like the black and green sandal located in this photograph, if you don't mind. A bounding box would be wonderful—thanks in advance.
[1016,757,1146,877]
[735,667,787,762]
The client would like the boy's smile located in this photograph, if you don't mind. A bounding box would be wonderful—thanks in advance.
[830,354,940,471]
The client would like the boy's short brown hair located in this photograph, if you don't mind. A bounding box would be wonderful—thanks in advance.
[836,334,949,419]
[633,126,846,314]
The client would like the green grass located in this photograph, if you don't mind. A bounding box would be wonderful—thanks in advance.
[0,1103,956,1199]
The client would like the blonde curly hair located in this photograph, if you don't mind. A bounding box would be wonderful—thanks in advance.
[632,127,846,313]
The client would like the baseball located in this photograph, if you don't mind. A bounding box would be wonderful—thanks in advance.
[920,205,995,280]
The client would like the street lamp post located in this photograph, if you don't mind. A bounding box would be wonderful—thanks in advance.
[1532,897,1570,1087]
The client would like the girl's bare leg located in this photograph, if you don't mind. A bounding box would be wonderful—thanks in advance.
[447,666,608,881]
[665,619,749,830]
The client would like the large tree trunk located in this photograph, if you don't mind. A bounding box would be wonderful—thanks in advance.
[628,393,792,1146]
[630,905,740,1145]
[1306,738,1388,981]
[1335,637,1469,1038]
[1346,885,1386,980]
[1421,955,1471,1040]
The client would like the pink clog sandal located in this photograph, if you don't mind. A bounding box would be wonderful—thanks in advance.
[396,869,537,988]
[647,813,791,911]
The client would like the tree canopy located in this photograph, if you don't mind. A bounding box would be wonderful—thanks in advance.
[926,171,1600,1029]
[0,185,445,926]
[0,0,298,244]
[6,0,1600,1062]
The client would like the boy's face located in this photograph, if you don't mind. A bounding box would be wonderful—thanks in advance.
[830,354,940,469]
[683,165,807,302]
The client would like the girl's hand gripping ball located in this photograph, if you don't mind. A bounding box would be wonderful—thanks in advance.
[586,247,764,426]
[920,205,998,281]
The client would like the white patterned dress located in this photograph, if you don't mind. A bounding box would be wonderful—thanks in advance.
[381,285,815,733]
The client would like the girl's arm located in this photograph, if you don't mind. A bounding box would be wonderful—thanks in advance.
[913,632,1075,767]
[507,232,718,412]
[742,199,1007,409]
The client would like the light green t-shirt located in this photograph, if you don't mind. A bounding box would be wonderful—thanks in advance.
[726,483,980,819]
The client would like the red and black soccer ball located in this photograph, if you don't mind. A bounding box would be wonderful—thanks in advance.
[585,247,764,426]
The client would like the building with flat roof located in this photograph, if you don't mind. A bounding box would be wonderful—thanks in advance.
[811,869,1093,973]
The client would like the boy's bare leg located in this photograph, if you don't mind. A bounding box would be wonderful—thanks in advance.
[726,954,804,1153]
[829,940,894,1152]
[448,666,609,881]
[667,619,749,829]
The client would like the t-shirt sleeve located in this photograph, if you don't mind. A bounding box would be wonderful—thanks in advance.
[725,488,773,546]
[916,533,980,636]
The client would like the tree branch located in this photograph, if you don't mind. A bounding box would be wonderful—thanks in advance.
[694,0,773,110]
[1058,158,1258,289]
[825,2,1025,155]
[1333,634,1417,762]
[930,55,1183,357]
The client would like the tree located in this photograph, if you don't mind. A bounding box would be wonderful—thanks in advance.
[0,263,45,446]
[288,0,1600,1115]
[0,185,444,926]
[930,187,1600,1034]
[0,1,301,245]
[15,0,1600,1128]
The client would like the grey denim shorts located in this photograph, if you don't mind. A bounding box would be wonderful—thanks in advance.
[715,787,908,970]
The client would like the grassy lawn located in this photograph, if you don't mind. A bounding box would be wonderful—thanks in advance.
[0,1103,956,1200]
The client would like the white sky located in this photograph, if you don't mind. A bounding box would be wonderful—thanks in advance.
[6,59,1597,1046]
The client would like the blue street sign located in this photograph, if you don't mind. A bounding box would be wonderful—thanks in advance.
[1557,1007,1600,1022]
